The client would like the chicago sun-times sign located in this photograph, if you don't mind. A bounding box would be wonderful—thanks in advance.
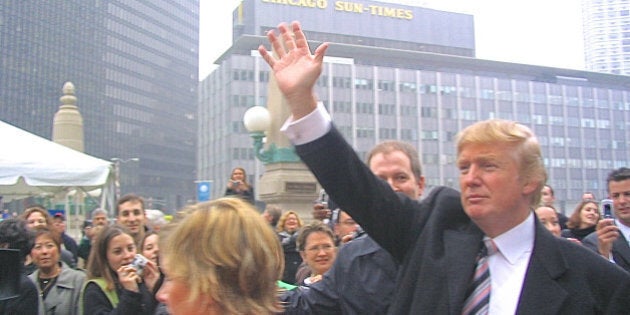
[255,0,474,49]
[261,0,414,20]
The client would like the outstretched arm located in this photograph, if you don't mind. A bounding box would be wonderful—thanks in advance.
[258,21,329,120]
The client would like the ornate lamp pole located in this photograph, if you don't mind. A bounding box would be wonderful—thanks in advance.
[243,106,300,164]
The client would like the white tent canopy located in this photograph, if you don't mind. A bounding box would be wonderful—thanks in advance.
[0,120,113,207]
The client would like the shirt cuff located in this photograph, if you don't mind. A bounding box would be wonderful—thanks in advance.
[280,102,331,145]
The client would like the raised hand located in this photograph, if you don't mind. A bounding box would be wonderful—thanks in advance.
[258,21,329,119]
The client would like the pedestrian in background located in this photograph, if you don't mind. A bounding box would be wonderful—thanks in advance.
[224,167,255,205]
[82,225,159,315]
[29,227,85,315]
[0,218,39,315]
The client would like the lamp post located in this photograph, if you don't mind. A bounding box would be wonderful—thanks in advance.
[110,158,139,201]
[242,105,319,217]
[243,106,300,163]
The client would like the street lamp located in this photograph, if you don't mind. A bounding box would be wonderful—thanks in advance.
[243,106,299,164]
[110,157,139,200]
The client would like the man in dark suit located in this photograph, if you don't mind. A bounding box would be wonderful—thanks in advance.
[583,167,630,271]
[259,21,630,314]
[282,140,425,314]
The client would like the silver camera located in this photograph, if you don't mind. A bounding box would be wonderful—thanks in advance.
[601,199,614,219]
[130,254,149,276]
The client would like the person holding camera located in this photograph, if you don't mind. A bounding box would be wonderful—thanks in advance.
[583,167,630,272]
[224,167,255,205]
[81,225,159,315]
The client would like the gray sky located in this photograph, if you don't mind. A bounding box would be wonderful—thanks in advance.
[199,0,584,79]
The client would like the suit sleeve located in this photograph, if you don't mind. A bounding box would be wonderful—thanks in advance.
[582,233,600,254]
[295,126,421,262]
[281,263,342,314]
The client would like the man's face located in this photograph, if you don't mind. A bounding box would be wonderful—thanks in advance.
[540,186,555,207]
[117,200,145,235]
[334,211,357,239]
[457,143,537,237]
[582,192,595,201]
[609,178,630,226]
[93,213,108,226]
[368,151,424,199]
[52,218,66,234]
[261,211,273,224]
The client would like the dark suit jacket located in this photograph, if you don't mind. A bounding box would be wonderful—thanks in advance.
[282,234,397,315]
[583,230,630,272]
[295,126,630,314]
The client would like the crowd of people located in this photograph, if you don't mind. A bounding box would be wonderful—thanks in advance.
[3,20,630,314]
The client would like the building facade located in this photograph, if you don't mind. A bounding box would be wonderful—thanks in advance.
[582,0,630,75]
[0,1,199,212]
[199,0,630,213]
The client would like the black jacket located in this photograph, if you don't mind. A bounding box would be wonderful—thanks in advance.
[583,230,630,272]
[82,280,157,315]
[282,234,397,314]
[0,274,39,315]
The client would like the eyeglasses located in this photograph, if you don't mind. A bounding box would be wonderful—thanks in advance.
[305,244,335,254]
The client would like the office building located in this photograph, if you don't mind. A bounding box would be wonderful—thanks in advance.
[582,0,630,75]
[199,0,630,212]
[0,1,199,211]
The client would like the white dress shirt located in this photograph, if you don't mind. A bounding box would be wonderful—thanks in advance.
[281,102,330,145]
[489,212,535,314]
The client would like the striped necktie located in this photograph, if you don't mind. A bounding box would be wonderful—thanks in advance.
[462,238,498,315]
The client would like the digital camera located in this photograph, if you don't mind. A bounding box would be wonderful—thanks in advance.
[130,254,149,276]
[601,199,614,219]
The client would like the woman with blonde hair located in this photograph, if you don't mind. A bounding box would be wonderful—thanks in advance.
[276,210,304,284]
[156,197,283,314]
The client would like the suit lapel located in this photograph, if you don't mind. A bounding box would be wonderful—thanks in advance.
[613,234,630,269]
[444,225,482,314]
[516,222,568,315]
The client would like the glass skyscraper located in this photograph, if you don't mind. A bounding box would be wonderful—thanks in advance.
[1,1,199,211]
[582,0,630,75]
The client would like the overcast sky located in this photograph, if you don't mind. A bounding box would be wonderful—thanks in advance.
[199,0,584,79]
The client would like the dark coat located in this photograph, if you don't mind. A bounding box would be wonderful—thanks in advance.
[295,126,630,314]
[224,186,255,205]
[282,234,397,314]
[583,230,630,272]
[0,274,39,315]
[82,279,157,315]
[279,231,302,285]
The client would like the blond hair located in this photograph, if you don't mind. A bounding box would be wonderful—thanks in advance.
[456,119,547,207]
[160,197,283,314]
[276,210,304,233]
